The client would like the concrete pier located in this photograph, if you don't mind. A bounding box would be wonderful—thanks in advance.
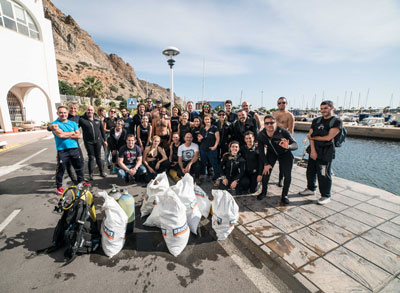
[295,121,400,141]
[233,164,400,292]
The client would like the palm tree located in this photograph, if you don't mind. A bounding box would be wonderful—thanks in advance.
[77,76,104,106]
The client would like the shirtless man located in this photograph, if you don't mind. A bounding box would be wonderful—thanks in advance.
[152,107,172,148]
[151,99,163,120]
[242,101,261,129]
[273,97,295,187]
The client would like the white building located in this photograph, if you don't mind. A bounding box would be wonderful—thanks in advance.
[0,0,59,132]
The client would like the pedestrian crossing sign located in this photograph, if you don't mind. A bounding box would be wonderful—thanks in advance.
[127,98,137,109]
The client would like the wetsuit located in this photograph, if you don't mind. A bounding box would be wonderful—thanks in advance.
[107,128,127,164]
[241,144,262,193]
[232,117,258,146]
[138,124,151,148]
[199,125,221,179]
[217,120,233,160]
[306,116,343,198]
[145,148,170,181]
[191,126,202,145]
[226,111,238,123]
[257,127,298,198]
[171,115,180,133]
[179,121,191,143]
[79,113,107,177]
[219,152,248,193]
[132,113,152,135]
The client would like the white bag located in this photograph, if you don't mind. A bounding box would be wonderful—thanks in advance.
[171,174,202,234]
[194,184,211,218]
[159,189,190,257]
[141,172,169,217]
[100,193,128,258]
[143,202,161,228]
[211,190,239,241]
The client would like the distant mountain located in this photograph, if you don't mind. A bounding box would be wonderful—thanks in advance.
[43,0,181,104]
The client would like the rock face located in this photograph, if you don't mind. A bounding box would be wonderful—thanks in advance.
[43,0,181,104]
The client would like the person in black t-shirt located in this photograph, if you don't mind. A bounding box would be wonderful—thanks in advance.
[232,110,258,146]
[108,119,127,174]
[132,103,152,135]
[191,116,202,145]
[118,134,147,183]
[299,100,342,205]
[136,115,152,152]
[171,106,181,133]
[225,99,237,123]
[216,109,233,160]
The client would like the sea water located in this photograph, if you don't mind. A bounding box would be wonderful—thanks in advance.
[292,132,400,195]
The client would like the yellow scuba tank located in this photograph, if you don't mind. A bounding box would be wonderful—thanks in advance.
[118,190,135,223]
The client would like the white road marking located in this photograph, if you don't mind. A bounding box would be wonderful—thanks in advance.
[0,148,48,177]
[0,209,21,233]
[43,135,54,140]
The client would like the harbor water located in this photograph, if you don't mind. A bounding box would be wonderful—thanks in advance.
[292,132,400,195]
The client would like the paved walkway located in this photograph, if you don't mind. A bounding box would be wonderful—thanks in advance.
[234,164,400,292]
[0,130,50,153]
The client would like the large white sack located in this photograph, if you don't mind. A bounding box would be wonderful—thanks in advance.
[143,202,161,228]
[141,172,169,217]
[171,174,202,234]
[159,189,190,257]
[211,190,239,241]
[100,193,128,258]
[194,184,211,218]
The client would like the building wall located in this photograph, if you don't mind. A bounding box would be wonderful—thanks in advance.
[0,0,60,132]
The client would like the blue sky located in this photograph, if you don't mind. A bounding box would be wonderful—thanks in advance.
[52,0,400,110]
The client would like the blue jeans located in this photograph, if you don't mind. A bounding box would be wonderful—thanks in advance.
[117,164,147,179]
[199,149,220,179]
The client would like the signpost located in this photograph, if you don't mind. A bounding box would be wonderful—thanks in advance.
[127,98,137,109]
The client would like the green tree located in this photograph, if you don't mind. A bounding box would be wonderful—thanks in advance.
[58,80,76,95]
[94,98,102,107]
[119,99,127,110]
[109,101,116,107]
[77,76,104,106]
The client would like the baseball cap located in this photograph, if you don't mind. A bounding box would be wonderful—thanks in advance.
[156,99,162,104]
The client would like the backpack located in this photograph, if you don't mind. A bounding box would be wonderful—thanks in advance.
[51,183,100,263]
[316,116,347,147]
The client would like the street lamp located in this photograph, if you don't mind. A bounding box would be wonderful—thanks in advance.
[162,46,180,115]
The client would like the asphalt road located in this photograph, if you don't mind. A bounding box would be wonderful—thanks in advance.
[0,135,291,293]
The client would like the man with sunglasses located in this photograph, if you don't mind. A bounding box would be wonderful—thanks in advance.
[145,98,154,113]
[299,100,342,205]
[257,115,298,204]
[273,97,295,187]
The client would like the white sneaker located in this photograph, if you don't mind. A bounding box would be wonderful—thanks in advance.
[299,189,315,196]
[317,197,331,205]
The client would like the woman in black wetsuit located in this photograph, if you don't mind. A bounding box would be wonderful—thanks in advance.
[216,109,232,160]
[219,141,249,194]
[241,131,261,194]
[168,132,181,180]
[178,112,191,143]
[191,116,202,145]
[143,135,169,181]
[171,106,181,134]
[136,115,152,152]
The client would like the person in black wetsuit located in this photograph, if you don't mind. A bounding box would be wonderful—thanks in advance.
[107,119,127,174]
[136,115,152,152]
[178,112,191,143]
[257,115,298,204]
[219,141,248,194]
[225,99,237,123]
[241,131,262,194]
[191,116,202,145]
[232,109,258,147]
[216,109,233,160]
[171,106,181,134]
[143,135,170,181]
[299,100,343,205]
[79,106,108,180]
[168,133,181,180]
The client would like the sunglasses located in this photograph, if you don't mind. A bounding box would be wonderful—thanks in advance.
[264,121,275,125]
[218,114,225,116]
[278,102,286,105]
[203,106,210,109]
[110,111,116,113]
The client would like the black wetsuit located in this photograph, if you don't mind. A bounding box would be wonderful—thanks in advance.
[257,127,298,198]
[179,121,191,143]
[217,120,233,159]
[191,126,202,145]
[107,128,127,163]
[219,152,248,193]
[132,113,152,135]
[232,117,258,146]
[138,124,151,148]
[226,112,237,123]
[171,115,180,133]
[241,144,262,193]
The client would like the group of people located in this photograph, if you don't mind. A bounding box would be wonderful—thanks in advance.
[51,97,342,206]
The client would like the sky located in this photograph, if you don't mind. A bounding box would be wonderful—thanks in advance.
[52,0,400,110]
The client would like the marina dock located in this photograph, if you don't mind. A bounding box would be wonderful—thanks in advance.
[295,121,400,141]
[233,164,400,292]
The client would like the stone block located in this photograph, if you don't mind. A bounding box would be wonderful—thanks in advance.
[244,218,284,243]
[362,229,400,256]
[300,203,336,218]
[333,193,361,206]
[310,219,355,244]
[379,278,400,293]
[238,207,262,225]
[355,203,397,220]
[326,213,370,235]
[341,207,386,227]
[377,221,400,238]
[290,227,338,256]
[284,207,320,225]
[367,198,400,214]
[266,213,304,233]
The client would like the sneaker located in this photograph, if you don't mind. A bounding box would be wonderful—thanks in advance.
[56,187,64,195]
[317,197,331,205]
[257,193,266,201]
[100,172,108,178]
[111,167,117,174]
[88,174,94,181]
[299,189,315,196]
[281,196,290,205]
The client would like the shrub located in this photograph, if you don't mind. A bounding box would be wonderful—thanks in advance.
[119,99,127,110]
[109,85,118,93]
[119,82,126,89]
[78,61,89,67]
[109,101,116,107]
[94,98,102,107]
[116,95,124,101]
[58,80,76,95]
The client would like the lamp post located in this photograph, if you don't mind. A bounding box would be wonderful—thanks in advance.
[162,46,180,115]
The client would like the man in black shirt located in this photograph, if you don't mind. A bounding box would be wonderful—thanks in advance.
[121,107,133,134]
[299,100,342,205]
[257,115,298,204]
[232,110,258,146]
[132,103,152,135]
[225,100,237,123]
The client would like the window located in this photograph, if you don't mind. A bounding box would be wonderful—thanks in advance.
[0,0,40,40]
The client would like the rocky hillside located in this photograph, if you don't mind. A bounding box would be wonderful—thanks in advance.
[43,0,180,104]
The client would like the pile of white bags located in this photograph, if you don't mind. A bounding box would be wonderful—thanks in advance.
[211,190,239,241]
[171,174,202,235]
[194,184,211,218]
[100,192,128,258]
[159,189,190,257]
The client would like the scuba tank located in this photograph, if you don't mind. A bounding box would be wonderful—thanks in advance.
[118,189,135,234]
[109,184,122,200]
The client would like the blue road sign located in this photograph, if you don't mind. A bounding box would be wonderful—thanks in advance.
[127,98,137,109]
